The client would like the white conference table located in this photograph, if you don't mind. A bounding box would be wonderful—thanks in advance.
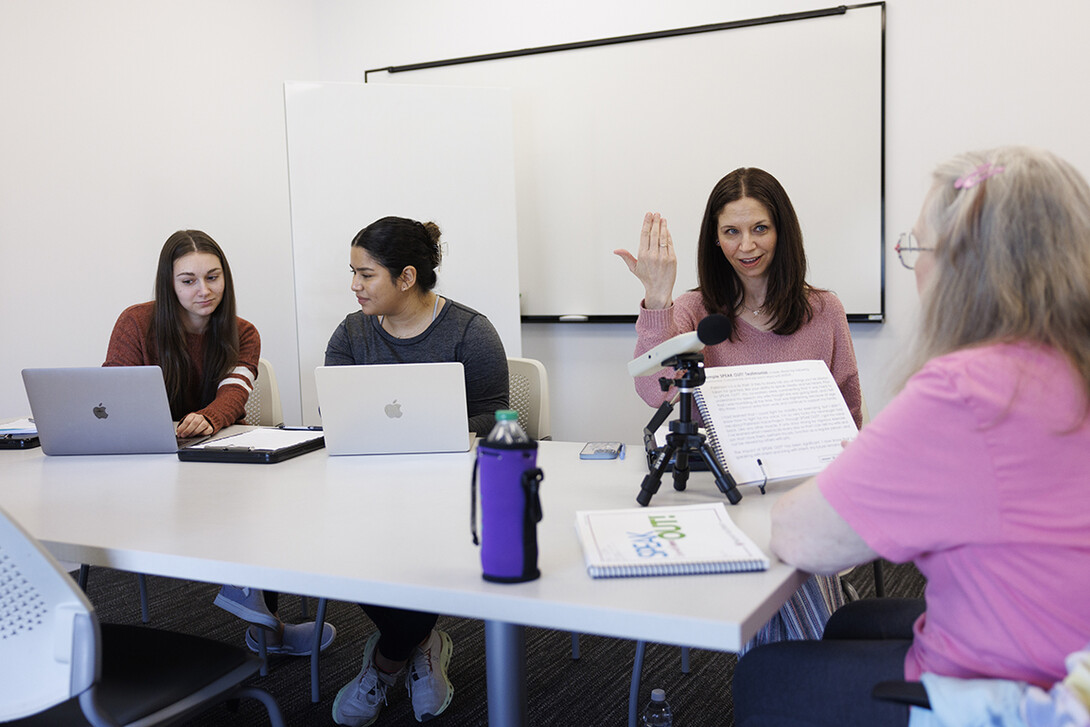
[1,435,806,726]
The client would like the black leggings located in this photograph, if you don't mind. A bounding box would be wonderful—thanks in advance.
[732,598,925,727]
[360,603,439,663]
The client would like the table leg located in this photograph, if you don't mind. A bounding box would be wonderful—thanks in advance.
[484,620,527,727]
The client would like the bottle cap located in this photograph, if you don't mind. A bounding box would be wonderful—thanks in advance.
[651,688,666,702]
[495,409,519,421]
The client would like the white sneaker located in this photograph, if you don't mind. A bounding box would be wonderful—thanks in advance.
[406,629,454,722]
[333,632,402,727]
[212,585,278,629]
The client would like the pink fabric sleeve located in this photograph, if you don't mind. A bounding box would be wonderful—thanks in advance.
[822,295,863,428]
[632,296,706,406]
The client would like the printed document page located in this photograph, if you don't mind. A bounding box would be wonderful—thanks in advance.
[695,360,858,485]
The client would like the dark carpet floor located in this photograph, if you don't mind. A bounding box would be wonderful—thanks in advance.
[80,561,925,726]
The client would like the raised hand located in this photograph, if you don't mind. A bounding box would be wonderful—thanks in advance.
[613,212,677,310]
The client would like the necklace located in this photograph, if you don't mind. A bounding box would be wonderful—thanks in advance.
[743,300,765,317]
[380,295,442,339]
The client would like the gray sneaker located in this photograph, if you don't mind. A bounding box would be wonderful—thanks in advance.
[245,621,336,656]
[212,585,278,629]
[406,629,454,722]
[333,632,401,727]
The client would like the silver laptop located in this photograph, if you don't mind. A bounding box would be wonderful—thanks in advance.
[22,366,181,455]
[315,362,472,455]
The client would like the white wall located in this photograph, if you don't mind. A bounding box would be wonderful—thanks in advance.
[4,0,1090,443]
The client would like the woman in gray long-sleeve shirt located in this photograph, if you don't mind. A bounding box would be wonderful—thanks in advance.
[329,215,508,727]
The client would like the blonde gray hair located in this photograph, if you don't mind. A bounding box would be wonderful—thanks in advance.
[908,146,1090,404]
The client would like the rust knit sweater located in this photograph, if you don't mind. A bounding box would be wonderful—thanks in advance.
[103,301,260,432]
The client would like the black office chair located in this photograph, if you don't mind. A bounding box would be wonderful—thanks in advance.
[0,502,285,727]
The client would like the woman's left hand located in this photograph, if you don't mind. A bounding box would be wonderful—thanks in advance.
[176,413,213,438]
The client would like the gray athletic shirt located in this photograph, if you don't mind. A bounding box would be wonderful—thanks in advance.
[324,298,509,437]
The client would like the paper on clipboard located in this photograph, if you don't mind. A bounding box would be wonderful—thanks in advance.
[188,428,323,451]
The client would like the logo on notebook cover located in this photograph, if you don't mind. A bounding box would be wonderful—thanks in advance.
[93,403,109,420]
[384,399,403,419]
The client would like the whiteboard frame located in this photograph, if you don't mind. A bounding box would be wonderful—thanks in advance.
[366,3,886,323]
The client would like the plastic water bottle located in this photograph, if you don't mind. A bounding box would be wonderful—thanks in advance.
[473,409,542,582]
[640,689,673,727]
[485,409,530,445]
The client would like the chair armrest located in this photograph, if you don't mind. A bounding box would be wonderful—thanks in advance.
[872,680,931,708]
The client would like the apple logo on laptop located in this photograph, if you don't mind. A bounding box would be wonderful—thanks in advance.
[93,403,109,420]
[384,399,403,419]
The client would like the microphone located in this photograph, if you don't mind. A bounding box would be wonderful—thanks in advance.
[627,314,732,377]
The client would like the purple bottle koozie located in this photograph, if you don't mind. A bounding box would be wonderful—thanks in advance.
[471,442,543,583]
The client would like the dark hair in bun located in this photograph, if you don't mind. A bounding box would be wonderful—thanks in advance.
[351,216,443,291]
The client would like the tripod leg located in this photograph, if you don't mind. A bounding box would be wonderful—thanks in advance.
[672,444,690,492]
[697,442,742,505]
[637,440,677,507]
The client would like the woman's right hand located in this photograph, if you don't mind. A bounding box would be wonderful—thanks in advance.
[613,212,677,310]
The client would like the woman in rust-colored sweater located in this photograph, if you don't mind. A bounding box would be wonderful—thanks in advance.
[104,230,259,436]
[103,230,335,657]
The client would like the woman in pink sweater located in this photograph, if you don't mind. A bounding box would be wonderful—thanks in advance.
[615,168,862,649]
[615,167,862,426]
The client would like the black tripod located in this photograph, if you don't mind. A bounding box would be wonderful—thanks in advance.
[637,353,742,507]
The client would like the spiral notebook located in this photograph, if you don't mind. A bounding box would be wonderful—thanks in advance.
[692,360,858,487]
[575,502,769,579]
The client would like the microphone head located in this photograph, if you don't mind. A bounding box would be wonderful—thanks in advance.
[696,314,732,346]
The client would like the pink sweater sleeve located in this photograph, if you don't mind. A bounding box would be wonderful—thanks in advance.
[632,294,706,406]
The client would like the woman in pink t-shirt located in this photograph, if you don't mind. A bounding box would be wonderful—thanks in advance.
[734,147,1090,726]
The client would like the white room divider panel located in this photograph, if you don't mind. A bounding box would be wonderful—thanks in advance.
[285,82,522,424]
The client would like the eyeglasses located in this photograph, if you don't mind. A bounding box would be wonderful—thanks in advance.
[894,232,934,270]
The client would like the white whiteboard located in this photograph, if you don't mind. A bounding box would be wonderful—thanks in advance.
[369,5,884,320]
[284,82,522,424]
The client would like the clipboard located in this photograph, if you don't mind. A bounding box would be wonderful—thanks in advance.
[178,427,325,464]
[1,418,40,449]
[1,433,41,449]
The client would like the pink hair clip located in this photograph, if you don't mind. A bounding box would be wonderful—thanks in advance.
[955,162,1006,190]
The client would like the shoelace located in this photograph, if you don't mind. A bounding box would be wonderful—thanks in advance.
[410,644,434,678]
[363,671,389,706]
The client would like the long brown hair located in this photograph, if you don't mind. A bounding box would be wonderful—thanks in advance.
[150,230,239,417]
[696,167,815,338]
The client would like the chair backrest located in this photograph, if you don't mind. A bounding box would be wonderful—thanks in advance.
[0,504,99,721]
[507,357,551,440]
[244,358,284,427]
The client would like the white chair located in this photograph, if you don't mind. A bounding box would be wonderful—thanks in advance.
[507,357,551,440]
[505,357,549,440]
[0,502,285,726]
[244,357,284,426]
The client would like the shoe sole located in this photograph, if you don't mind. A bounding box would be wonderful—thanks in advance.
[213,591,279,629]
[333,632,383,727]
[411,630,454,722]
